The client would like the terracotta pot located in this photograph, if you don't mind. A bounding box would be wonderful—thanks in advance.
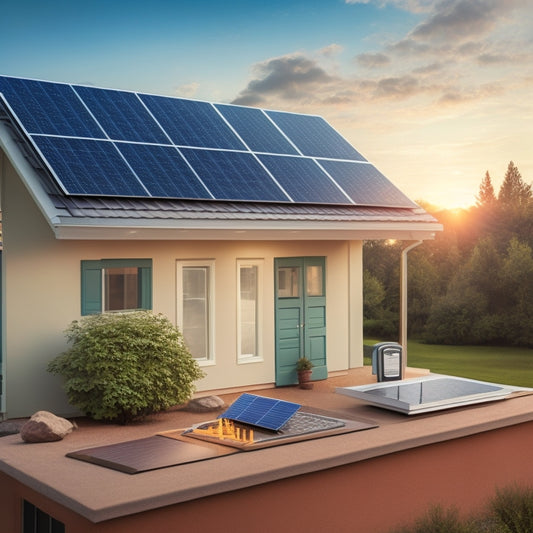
[297,369,313,390]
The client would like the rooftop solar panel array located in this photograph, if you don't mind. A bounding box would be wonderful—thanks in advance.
[0,75,417,208]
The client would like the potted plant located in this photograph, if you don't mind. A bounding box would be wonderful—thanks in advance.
[296,357,314,389]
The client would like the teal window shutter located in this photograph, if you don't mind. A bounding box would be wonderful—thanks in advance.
[81,261,102,315]
[139,266,152,309]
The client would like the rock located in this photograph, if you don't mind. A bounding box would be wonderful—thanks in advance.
[0,420,26,437]
[185,395,226,412]
[20,411,74,443]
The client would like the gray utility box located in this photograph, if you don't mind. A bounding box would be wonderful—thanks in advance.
[372,342,403,382]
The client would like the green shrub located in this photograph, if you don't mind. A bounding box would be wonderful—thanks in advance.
[490,484,533,532]
[390,485,533,533]
[391,505,477,533]
[48,311,205,424]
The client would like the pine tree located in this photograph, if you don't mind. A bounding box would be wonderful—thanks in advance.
[476,170,497,207]
[498,161,532,207]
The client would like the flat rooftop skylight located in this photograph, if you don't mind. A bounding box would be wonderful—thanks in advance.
[336,374,532,415]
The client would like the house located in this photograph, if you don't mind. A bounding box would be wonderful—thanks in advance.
[0,75,441,418]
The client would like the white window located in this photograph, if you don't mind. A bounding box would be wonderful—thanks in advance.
[237,259,263,362]
[177,260,215,364]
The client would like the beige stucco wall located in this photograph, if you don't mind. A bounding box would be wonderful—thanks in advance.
[1,155,364,418]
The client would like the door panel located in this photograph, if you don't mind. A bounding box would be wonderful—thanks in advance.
[275,257,327,385]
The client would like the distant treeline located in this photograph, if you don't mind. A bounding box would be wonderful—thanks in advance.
[364,161,533,347]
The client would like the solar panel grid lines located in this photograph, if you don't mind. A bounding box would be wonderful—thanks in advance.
[0,76,105,138]
[138,93,247,151]
[214,104,300,156]
[32,136,149,197]
[265,110,367,162]
[0,74,417,208]
[258,153,354,205]
[317,159,418,208]
[72,85,170,145]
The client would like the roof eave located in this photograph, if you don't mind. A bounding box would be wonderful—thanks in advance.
[52,218,442,241]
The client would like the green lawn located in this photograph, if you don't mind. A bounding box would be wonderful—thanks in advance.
[364,339,533,388]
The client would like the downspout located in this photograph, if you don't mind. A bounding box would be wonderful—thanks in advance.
[400,240,423,375]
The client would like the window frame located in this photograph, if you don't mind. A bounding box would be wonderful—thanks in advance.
[176,259,215,366]
[236,259,263,363]
[81,259,152,316]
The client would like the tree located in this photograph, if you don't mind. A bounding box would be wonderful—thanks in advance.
[498,161,532,208]
[476,170,497,207]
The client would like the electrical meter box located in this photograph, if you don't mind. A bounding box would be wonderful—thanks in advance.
[372,342,403,382]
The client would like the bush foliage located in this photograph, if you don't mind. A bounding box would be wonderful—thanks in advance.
[391,484,533,533]
[48,311,205,423]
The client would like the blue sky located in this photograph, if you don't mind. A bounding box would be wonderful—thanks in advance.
[1,0,532,208]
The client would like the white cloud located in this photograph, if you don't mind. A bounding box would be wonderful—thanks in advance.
[174,82,200,98]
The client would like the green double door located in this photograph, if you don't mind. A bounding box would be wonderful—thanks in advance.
[275,257,327,386]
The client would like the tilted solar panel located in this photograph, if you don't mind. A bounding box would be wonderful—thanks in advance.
[219,393,301,431]
[32,136,148,196]
[139,94,246,150]
[0,77,104,138]
[180,148,290,202]
[318,159,418,208]
[265,110,367,162]
[0,75,417,208]
[258,154,350,204]
[115,143,211,199]
[74,86,170,144]
[215,104,299,155]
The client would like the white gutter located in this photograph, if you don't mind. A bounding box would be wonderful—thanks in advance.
[399,240,423,374]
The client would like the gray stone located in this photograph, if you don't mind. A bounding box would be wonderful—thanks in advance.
[185,395,226,412]
[0,420,26,437]
[20,411,74,443]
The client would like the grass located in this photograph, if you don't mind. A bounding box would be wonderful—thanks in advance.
[364,338,533,387]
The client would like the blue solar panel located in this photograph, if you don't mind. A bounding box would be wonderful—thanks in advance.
[258,154,350,204]
[33,136,148,196]
[215,104,298,155]
[265,110,366,161]
[0,76,104,138]
[140,94,246,150]
[0,75,417,208]
[74,86,170,144]
[219,393,301,431]
[317,159,417,208]
[180,149,290,202]
[116,143,212,199]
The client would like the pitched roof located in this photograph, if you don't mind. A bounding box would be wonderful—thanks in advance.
[0,75,442,240]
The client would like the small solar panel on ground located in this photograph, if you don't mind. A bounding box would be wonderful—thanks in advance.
[219,393,301,431]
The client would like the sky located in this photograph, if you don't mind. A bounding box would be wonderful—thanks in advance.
[1,0,532,209]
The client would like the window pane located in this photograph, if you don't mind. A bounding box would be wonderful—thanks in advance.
[104,267,140,311]
[278,266,299,297]
[183,266,209,359]
[240,265,257,357]
[306,265,323,296]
